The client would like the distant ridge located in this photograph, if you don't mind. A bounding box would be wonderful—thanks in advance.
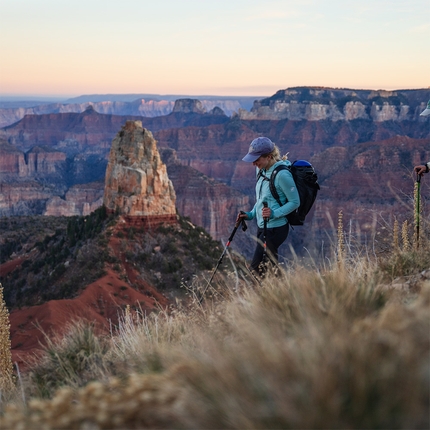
[0,94,265,127]
[65,93,263,107]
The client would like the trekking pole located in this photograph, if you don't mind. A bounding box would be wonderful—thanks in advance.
[415,172,421,248]
[198,215,247,304]
[262,201,269,270]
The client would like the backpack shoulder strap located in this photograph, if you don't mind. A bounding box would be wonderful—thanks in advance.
[270,164,291,206]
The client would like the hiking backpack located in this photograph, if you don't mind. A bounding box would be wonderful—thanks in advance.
[270,160,320,226]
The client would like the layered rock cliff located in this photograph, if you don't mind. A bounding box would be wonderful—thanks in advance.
[103,121,176,219]
[0,141,66,177]
[239,87,430,121]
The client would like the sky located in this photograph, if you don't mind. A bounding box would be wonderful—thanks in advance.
[0,0,429,98]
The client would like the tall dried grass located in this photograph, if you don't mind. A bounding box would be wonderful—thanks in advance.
[1,242,429,429]
[0,284,14,396]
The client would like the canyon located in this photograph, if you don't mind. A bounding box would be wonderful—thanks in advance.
[1,87,429,256]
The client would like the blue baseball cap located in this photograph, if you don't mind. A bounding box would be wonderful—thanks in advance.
[242,137,275,162]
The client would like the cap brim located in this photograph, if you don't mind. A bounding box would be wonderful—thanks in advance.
[242,153,261,162]
[420,108,430,117]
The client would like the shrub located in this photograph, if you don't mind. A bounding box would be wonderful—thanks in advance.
[25,320,110,399]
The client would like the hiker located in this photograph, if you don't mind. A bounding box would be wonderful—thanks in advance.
[237,137,300,277]
[414,162,430,176]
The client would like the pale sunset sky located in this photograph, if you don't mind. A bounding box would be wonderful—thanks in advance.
[0,0,429,98]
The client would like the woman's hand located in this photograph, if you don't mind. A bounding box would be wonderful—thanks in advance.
[414,165,428,176]
[262,206,271,220]
[236,211,248,223]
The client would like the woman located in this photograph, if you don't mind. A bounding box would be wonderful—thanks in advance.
[237,137,300,277]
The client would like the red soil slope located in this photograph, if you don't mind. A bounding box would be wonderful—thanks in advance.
[10,267,168,368]
[6,217,173,370]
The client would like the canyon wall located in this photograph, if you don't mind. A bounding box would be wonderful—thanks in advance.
[239,87,430,121]
[0,141,66,177]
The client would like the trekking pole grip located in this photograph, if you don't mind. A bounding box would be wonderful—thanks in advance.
[262,202,268,267]
[240,211,248,231]
[262,201,268,237]
[262,201,268,221]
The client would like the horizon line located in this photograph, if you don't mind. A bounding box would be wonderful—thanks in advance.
[1,86,429,102]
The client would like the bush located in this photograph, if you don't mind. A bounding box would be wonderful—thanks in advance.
[26,321,110,399]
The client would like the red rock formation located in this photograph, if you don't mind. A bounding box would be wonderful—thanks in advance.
[103,121,177,219]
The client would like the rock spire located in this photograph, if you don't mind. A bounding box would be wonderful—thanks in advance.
[103,121,176,217]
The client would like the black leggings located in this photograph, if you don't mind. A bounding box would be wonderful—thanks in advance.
[250,223,289,276]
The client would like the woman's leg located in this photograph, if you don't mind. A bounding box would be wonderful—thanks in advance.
[250,228,265,275]
[250,224,289,277]
[266,224,289,266]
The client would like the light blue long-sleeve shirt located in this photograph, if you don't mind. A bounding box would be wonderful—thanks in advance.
[245,160,300,228]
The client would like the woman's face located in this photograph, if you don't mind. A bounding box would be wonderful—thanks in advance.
[253,154,271,169]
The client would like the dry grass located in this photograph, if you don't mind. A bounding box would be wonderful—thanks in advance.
[0,284,14,394]
[1,243,429,429]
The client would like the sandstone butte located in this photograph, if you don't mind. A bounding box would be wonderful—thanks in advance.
[103,120,177,226]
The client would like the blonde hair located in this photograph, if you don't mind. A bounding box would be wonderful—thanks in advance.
[267,145,288,161]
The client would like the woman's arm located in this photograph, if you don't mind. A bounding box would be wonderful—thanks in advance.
[245,206,256,220]
[271,170,300,219]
